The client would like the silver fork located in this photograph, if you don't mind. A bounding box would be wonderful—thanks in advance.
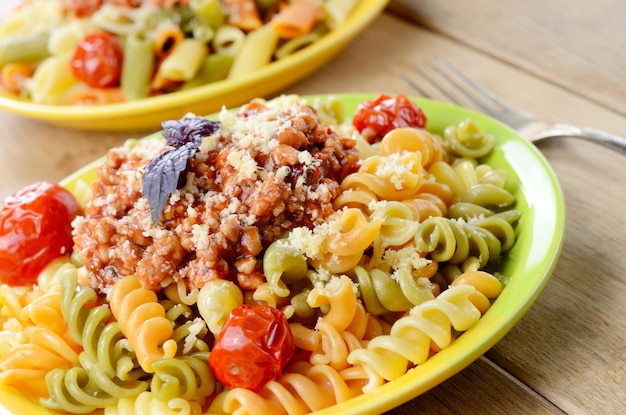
[402,56,626,156]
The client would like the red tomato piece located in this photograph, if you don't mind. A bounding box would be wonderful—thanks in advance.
[70,31,123,88]
[352,94,427,142]
[63,0,105,18]
[0,181,82,286]
[209,304,295,392]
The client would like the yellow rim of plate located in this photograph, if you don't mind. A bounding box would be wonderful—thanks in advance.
[0,0,390,124]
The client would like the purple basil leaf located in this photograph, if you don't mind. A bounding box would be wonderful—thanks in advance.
[142,143,194,224]
[162,117,220,147]
[142,116,220,224]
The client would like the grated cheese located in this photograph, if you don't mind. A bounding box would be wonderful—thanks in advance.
[372,153,419,189]
[191,224,210,250]
[298,150,315,166]
[127,138,162,159]
[285,227,326,259]
[381,246,431,271]
[275,166,291,181]
[182,317,206,354]
[168,189,181,204]
[367,199,389,212]
[284,215,344,260]
[187,205,198,218]
[199,133,219,153]
[226,149,258,180]
[142,226,170,239]
[310,267,333,287]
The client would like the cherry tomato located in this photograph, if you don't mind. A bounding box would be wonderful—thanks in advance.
[63,0,105,18]
[352,94,427,143]
[0,181,82,286]
[209,304,295,392]
[70,31,123,88]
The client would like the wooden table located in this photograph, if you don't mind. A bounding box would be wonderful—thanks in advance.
[1,1,625,414]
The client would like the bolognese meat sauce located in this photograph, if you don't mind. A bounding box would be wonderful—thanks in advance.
[72,99,360,293]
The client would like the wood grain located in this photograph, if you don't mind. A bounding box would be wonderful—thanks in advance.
[390,357,566,415]
[486,137,626,415]
[388,0,626,117]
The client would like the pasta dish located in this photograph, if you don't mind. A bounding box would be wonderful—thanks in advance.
[0,93,521,415]
[0,0,360,105]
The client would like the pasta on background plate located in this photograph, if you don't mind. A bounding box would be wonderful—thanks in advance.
[0,93,520,415]
[0,0,359,105]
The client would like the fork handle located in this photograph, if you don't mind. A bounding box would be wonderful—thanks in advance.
[529,124,626,156]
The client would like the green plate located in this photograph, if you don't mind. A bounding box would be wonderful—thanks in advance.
[0,94,565,415]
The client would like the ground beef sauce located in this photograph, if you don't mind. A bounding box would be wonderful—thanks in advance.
[72,99,360,293]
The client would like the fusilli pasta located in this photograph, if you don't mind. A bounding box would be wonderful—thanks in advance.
[108,275,177,373]
[0,94,521,415]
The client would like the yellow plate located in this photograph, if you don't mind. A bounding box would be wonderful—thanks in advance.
[0,1,389,132]
[0,94,565,414]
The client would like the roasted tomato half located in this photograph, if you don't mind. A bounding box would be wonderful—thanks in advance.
[353,93,427,142]
[70,31,123,88]
[209,304,295,392]
[0,181,82,286]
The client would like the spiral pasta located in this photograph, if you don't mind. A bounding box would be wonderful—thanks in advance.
[196,279,243,337]
[247,282,298,320]
[41,270,148,413]
[404,175,455,220]
[150,353,215,404]
[347,284,483,389]
[108,275,177,373]
[304,276,367,370]
[379,127,448,168]
[332,188,378,213]
[42,366,120,413]
[0,259,80,398]
[218,361,368,415]
[161,300,210,355]
[429,158,515,214]
[163,280,200,307]
[284,208,383,275]
[104,391,204,415]
[317,208,383,273]
[351,266,435,315]
[341,152,425,201]
[414,215,517,268]
[0,94,522,415]
[311,94,346,126]
[262,239,309,298]
[369,200,420,247]
[442,119,496,159]
[445,265,504,314]
[0,327,80,398]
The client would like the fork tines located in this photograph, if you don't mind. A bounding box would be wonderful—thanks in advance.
[402,55,535,129]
